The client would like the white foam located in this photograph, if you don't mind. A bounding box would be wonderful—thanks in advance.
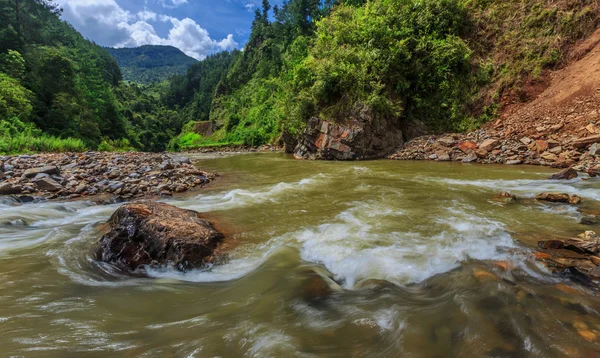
[295,201,515,288]
[426,177,600,200]
[181,174,329,212]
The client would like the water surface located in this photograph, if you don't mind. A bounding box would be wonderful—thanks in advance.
[1,153,600,357]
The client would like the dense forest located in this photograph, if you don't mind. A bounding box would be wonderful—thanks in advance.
[106,45,197,84]
[1,0,599,154]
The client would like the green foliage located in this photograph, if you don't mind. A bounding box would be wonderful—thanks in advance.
[106,45,198,84]
[0,71,33,120]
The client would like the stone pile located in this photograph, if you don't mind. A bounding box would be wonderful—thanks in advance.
[0,152,215,201]
[390,128,600,175]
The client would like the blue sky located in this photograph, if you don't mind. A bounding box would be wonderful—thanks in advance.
[56,0,284,60]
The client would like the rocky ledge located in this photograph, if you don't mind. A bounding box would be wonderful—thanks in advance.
[390,129,600,175]
[535,231,600,286]
[96,201,225,272]
[0,152,215,202]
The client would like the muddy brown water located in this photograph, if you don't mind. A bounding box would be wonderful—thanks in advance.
[1,152,600,357]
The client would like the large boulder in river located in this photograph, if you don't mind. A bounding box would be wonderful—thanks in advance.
[293,114,404,160]
[96,201,224,272]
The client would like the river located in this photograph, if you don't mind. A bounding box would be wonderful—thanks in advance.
[1,152,600,357]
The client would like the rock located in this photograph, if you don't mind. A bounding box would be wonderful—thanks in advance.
[581,215,599,225]
[573,135,600,148]
[95,201,225,272]
[437,136,456,147]
[458,141,477,154]
[33,177,62,192]
[0,183,21,195]
[479,139,500,151]
[506,160,522,165]
[461,154,478,163]
[108,181,124,191]
[590,143,599,156]
[536,192,571,203]
[160,162,175,170]
[22,166,60,179]
[428,154,438,160]
[520,137,532,145]
[436,151,451,161]
[294,114,404,160]
[535,140,549,152]
[549,168,578,180]
[541,152,558,161]
[492,191,517,203]
[107,170,121,179]
[549,146,563,154]
[569,195,582,205]
[74,183,87,194]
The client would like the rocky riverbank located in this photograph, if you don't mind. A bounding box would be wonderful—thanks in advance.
[390,129,600,175]
[0,152,215,202]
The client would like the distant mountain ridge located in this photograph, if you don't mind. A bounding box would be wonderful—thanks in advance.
[106,45,197,84]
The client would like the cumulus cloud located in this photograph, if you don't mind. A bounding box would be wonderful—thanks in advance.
[56,0,238,60]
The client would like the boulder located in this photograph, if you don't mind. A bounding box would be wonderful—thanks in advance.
[549,168,578,180]
[479,139,500,151]
[22,166,60,179]
[95,201,225,272]
[33,177,62,192]
[293,111,404,160]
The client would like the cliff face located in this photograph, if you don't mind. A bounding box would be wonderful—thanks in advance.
[293,116,404,160]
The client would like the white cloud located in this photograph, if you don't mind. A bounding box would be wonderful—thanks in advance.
[56,0,238,60]
[244,3,255,12]
[158,0,188,9]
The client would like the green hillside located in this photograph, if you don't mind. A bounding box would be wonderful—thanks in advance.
[106,45,198,84]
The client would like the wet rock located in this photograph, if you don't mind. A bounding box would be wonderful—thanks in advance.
[506,160,523,165]
[536,192,571,203]
[160,162,175,170]
[492,191,517,203]
[461,154,478,163]
[22,166,59,178]
[569,195,582,205]
[95,201,225,272]
[581,215,599,225]
[549,168,578,180]
[33,177,62,192]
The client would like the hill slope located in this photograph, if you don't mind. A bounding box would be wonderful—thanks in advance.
[107,45,197,84]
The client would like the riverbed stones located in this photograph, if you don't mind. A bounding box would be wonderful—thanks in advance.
[0,152,216,201]
[492,191,518,203]
[96,201,225,272]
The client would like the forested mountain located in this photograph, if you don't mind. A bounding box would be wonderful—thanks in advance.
[168,0,600,153]
[106,45,197,84]
[0,0,183,152]
[1,0,599,155]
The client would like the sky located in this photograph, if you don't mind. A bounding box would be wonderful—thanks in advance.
[55,0,284,60]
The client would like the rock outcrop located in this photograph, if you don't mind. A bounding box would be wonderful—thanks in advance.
[294,115,404,160]
[96,201,225,272]
[535,231,600,285]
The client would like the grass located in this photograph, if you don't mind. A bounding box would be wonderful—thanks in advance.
[0,134,87,154]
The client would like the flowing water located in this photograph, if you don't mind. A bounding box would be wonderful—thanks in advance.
[1,153,600,357]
